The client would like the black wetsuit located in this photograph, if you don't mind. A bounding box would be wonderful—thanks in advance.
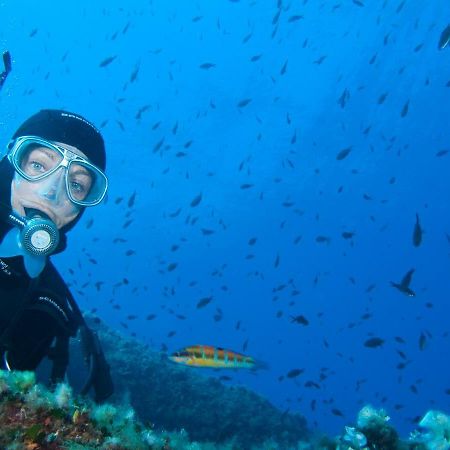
[0,221,80,381]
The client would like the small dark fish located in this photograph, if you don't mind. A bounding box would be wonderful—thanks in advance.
[153,137,165,153]
[364,337,385,348]
[219,375,232,381]
[122,22,131,34]
[412,213,423,247]
[237,98,252,108]
[400,100,409,117]
[390,268,416,296]
[201,228,215,235]
[287,368,304,378]
[250,54,262,62]
[438,24,450,50]
[341,231,355,239]
[396,0,405,13]
[436,149,449,157]
[274,253,280,268]
[169,208,182,218]
[196,296,213,309]
[304,380,320,389]
[331,408,345,417]
[352,0,364,6]
[378,92,388,104]
[240,183,254,189]
[315,235,331,244]
[167,263,178,271]
[146,314,157,320]
[280,60,288,75]
[242,32,252,43]
[288,15,303,22]
[419,332,427,351]
[190,193,202,207]
[290,315,309,326]
[135,105,150,120]
[99,56,117,68]
[130,63,140,83]
[338,88,350,108]
[336,147,352,160]
[199,62,216,69]
[128,191,137,208]
[213,308,223,322]
[313,55,327,64]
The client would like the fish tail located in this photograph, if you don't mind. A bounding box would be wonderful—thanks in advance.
[252,359,270,371]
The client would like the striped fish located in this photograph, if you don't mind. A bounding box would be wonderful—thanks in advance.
[169,345,260,369]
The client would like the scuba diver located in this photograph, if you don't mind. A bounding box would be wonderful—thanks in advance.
[0,109,113,402]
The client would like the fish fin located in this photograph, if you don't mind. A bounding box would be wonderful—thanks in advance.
[401,268,415,287]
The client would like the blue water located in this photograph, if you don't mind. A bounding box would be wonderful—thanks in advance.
[1,0,450,439]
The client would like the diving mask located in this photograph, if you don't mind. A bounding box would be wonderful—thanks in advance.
[7,136,108,206]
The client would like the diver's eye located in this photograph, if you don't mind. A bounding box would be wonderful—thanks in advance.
[70,181,86,193]
[30,161,45,172]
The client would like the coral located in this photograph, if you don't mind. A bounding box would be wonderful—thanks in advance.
[335,405,438,450]
[411,410,450,450]
[357,405,390,429]
[0,369,191,449]
[54,382,73,409]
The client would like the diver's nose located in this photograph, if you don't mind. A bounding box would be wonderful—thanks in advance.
[37,170,67,204]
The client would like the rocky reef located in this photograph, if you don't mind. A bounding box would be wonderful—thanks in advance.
[5,317,445,449]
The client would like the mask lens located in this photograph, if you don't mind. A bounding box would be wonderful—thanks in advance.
[67,161,106,205]
[15,140,63,180]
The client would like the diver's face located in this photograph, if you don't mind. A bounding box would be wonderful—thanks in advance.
[10,142,87,229]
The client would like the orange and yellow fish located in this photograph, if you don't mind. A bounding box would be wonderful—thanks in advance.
[169,345,264,370]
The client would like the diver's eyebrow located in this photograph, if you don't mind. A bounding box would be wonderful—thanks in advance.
[38,147,59,160]
[70,167,91,178]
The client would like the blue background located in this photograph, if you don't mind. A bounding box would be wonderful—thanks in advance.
[1,0,450,438]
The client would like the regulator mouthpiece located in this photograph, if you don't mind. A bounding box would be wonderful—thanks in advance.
[20,216,59,256]
[8,209,59,257]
